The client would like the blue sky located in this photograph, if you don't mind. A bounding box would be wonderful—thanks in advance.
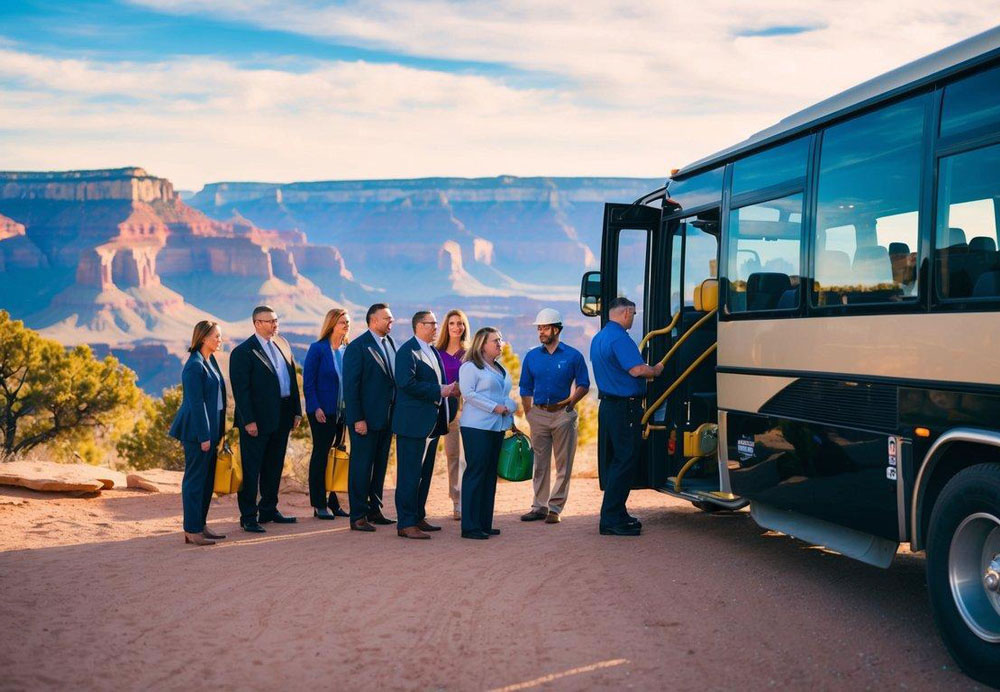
[0,1,997,189]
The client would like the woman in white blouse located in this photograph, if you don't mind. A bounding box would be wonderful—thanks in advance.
[458,327,516,540]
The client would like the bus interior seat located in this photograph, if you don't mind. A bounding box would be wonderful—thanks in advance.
[816,250,851,286]
[969,236,997,252]
[746,272,791,310]
[948,227,968,248]
[852,245,892,285]
[776,287,798,309]
[888,242,915,285]
[973,270,1000,297]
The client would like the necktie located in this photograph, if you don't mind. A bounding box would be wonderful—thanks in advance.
[381,337,395,380]
[267,339,290,397]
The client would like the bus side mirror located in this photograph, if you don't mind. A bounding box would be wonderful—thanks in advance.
[580,271,601,316]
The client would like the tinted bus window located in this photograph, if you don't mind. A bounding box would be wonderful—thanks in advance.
[726,194,803,313]
[813,96,926,306]
[731,137,809,197]
[668,167,724,212]
[935,142,1000,299]
[681,212,719,307]
[617,228,649,343]
[940,64,1000,139]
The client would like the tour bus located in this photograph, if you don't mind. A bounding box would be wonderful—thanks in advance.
[581,27,1000,684]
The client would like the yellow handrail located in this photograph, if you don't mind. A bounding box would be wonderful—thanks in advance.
[641,342,718,427]
[673,454,706,492]
[638,311,681,352]
[653,308,717,369]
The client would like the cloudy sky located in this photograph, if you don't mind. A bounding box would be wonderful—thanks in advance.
[1,1,998,190]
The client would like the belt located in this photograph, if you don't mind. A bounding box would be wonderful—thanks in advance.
[537,403,566,412]
[598,394,642,402]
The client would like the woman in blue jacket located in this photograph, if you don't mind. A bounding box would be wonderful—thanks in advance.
[303,308,351,519]
[459,327,516,539]
[169,320,227,546]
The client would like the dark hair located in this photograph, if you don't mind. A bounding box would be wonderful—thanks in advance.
[189,320,220,353]
[366,303,389,325]
[252,305,275,320]
[608,296,636,311]
[411,310,432,331]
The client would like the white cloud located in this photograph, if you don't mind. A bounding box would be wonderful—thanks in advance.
[2,2,999,188]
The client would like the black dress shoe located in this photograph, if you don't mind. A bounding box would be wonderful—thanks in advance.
[485,528,500,535]
[600,524,641,536]
[417,520,441,532]
[461,530,489,540]
[313,507,336,520]
[350,519,376,532]
[626,517,643,530]
[261,511,297,524]
[367,512,395,525]
[241,521,266,533]
[327,495,349,517]
[331,506,350,518]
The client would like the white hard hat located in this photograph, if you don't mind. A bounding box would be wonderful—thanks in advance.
[532,308,563,325]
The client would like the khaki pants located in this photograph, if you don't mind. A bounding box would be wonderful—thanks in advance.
[526,407,578,514]
[444,406,465,511]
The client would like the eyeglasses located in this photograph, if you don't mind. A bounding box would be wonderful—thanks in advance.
[420,321,438,326]
[255,318,279,324]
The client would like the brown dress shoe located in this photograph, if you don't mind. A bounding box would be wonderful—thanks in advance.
[521,509,547,521]
[202,527,227,539]
[417,520,442,532]
[367,511,396,525]
[545,512,561,524]
[184,532,215,546]
[350,519,376,532]
[397,526,430,539]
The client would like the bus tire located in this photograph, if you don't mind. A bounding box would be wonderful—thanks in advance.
[926,463,1000,687]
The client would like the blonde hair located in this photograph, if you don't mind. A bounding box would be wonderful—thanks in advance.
[434,308,471,351]
[189,320,220,353]
[319,308,350,344]
[464,326,504,372]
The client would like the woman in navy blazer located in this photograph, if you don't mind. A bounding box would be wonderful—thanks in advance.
[303,308,352,519]
[169,320,227,546]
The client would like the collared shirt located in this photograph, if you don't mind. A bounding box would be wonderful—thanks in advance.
[416,337,447,418]
[519,341,590,405]
[255,333,291,397]
[207,357,224,412]
[331,343,345,411]
[369,328,395,377]
[590,321,645,397]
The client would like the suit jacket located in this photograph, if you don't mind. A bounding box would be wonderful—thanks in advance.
[229,334,302,435]
[342,330,396,431]
[391,337,449,439]
[169,351,227,444]
[302,339,341,415]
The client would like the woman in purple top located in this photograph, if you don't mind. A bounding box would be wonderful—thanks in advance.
[435,308,471,519]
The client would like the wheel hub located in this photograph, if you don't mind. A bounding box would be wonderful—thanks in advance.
[949,512,1000,643]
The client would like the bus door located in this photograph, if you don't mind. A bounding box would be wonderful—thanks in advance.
[645,209,720,492]
[591,202,661,490]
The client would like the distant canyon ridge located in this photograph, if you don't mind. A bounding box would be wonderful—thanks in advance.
[0,168,660,393]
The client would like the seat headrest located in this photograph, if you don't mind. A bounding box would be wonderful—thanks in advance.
[888,242,910,256]
[693,279,718,312]
[853,245,889,265]
[746,272,791,293]
[973,270,1000,297]
[949,227,967,247]
[969,236,997,253]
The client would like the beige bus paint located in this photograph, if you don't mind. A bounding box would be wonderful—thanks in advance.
[717,372,799,413]
[718,313,1000,386]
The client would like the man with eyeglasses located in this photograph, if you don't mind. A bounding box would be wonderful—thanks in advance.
[229,304,303,533]
[391,311,459,538]
[343,303,399,531]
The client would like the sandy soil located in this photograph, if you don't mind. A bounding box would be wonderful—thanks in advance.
[0,475,983,691]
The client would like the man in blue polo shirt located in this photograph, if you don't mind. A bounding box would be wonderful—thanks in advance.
[519,308,590,524]
[590,296,663,536]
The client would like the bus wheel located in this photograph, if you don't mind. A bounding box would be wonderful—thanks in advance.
[926,463,1000,687]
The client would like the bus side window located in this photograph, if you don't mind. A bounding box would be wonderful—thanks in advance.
[935,143,1000,300]
[725,195,803,313]
[812,95,926,306]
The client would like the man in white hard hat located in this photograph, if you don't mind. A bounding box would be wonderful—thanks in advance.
[519,307,590,524]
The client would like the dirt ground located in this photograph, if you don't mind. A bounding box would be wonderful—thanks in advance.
[0,475,985,691]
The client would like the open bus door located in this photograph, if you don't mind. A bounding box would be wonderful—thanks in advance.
[581,202,661,491]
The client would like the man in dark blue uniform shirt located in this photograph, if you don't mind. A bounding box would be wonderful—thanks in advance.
[519,308,590,524]
[590,297,663,536]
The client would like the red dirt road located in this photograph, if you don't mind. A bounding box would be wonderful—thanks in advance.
[0,478,983,690]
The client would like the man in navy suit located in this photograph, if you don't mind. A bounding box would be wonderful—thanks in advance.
[343,303,398,531]
[393,311,459,539]
[229,305,302,533]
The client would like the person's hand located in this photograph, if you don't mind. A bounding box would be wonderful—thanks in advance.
[200,440,211,452]
[493,404,510,415]
[293,415,302,429]
[651,363,664,378]
[245,422,258,437]
[355,420,368,436]
[315,408,327,424]
[555,397,575,412]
